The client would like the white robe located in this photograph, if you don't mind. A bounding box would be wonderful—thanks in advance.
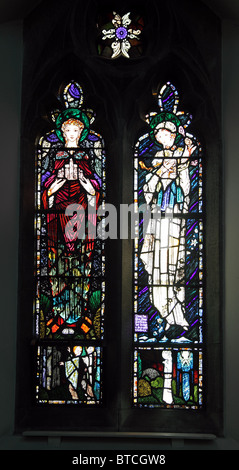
[140,147,191,331]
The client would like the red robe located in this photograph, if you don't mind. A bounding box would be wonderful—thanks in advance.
[42,150,100,254]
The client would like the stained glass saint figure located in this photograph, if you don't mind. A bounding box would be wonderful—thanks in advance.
[134,82,203,341]
[36,81,105,340]
[134,82,204,407]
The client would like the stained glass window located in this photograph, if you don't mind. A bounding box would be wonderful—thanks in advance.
[34,81,106,405]
[133,82,203,408]
[97,11,144,59]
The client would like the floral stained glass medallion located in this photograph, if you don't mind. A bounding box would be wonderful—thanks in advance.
[97,11,144,59]
[34,81,106,404]
[133,82,204,409]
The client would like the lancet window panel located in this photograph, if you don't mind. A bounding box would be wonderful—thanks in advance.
[34,81,106,405]
[133,82,204,409]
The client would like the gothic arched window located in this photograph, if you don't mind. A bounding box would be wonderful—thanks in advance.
[15,0,223,438]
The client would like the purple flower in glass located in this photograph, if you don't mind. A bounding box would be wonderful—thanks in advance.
[115,26,128,40]
[101,12,141,59]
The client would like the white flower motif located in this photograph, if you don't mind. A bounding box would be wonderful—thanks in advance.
[101,11,142,59]
[191,238,198,247]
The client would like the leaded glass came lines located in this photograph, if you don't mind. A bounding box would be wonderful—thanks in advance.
[34,81,105,405]
[133,82,204,409]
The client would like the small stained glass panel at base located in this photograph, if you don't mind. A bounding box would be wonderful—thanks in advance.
[133,347,203,409]
[36,344,103,405]
[34,81,106,343]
